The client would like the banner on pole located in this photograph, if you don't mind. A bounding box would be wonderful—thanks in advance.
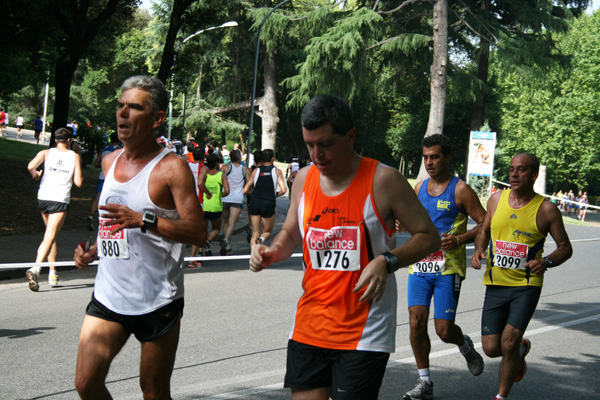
[467,131,496,177]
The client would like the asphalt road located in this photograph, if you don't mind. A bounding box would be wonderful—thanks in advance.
[1,222,599,400]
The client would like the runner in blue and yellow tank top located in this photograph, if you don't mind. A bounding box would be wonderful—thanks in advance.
[472,153,572,400]
[404,134,487,400]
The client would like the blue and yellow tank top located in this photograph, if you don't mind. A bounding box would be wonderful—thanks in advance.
[409,176,468,277]
[484,189,546,287]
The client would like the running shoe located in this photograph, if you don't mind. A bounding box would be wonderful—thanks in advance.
[255,237,265,245]
[204,240,212,257]
[225,244,232,255]
[49,274,59,287]
[86,215,95,231]
[515,338,531,382]
[26,268,40,292]
[462,334,484,376]
[187,261,202,268]
[220,239,228,256]
[246,226,252,243]
[403,379,433,400]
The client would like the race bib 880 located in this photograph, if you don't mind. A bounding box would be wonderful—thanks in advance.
[307,226,361,271]
[97,217,130,259]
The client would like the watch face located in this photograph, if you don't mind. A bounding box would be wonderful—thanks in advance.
[143,211,156,224]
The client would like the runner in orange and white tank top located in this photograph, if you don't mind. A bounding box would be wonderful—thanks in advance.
[249,94,440,400]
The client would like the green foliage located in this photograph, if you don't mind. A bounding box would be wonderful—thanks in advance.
[0,137,44,162]
[76,125,112,166]
[493,11,600,194]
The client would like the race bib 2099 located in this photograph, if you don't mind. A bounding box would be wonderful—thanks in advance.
[494,240,528,270]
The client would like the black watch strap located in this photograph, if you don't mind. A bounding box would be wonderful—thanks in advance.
[382,251,400,274]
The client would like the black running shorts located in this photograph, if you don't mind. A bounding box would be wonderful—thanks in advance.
[284,339,390,399]
[248,197,276,218]
[481,285,542,335]
[86,294,184,342]
[38,200,69,214]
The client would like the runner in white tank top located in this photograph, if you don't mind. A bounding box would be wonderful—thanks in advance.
[73,76,206,400]
[220,149,249,254]
[26,128,83,291]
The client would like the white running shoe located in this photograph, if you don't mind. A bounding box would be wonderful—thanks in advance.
[403,379,433,400]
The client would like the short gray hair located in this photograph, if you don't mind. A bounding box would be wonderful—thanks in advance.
[121,75,168,114]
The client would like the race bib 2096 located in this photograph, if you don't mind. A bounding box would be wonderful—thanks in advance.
[414,250,445,273]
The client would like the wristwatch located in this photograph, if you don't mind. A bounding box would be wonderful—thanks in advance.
[141,210,157,233]
[544,257,553,269]
[382,252,400,274]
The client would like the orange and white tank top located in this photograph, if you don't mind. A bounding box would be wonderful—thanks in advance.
[293,157,397,353]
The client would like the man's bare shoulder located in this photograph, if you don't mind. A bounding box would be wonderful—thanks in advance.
[455,178,480,199]
[540,197,561,217]
[102,148,122,165]
[373,162,409,187]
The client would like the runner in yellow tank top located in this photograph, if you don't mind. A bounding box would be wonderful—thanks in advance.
[472,153,572,400]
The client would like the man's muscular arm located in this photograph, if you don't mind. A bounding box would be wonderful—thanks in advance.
[441,181,486,251]
[354,165,440,303]
[471,192,501,269]
[100,154,206,247]
[527,201,572,275]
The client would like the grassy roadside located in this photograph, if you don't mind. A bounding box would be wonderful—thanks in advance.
[0,138,99,236]
[0,137,47,162]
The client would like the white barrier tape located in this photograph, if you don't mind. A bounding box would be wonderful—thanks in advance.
[491,179,598,210]
[0,253,304,270]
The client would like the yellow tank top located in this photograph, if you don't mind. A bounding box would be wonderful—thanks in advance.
[484,189,546,287]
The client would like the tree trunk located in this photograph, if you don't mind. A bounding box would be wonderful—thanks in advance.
[469,0,491,132]
[51,55,79,145]
[259,48,279,154]
[416,0,448,181]
[156,0,195,84]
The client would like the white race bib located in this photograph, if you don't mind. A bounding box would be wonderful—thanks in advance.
[494,240,527,270]
[414,250,445,273]
[97,217,130,259]
[307,226,361,271]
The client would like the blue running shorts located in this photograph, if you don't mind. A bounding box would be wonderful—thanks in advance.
[407,273,462,320]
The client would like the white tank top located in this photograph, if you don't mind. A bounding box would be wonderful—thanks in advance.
[38,148,76,203]
[94,148,184,315]
[222,163,245,204]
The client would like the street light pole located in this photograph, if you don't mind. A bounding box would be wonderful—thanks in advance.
[167,20,238,141]
[245,0,292,166]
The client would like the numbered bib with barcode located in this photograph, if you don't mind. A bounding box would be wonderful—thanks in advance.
[494,240,527,270]
[307,226,361,271]
[414,250,445,273]
[97,217,130,259]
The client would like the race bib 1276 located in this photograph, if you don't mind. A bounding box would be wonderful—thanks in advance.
[306,226,361,271]
[494,240,528,270]
[97,217,130,259]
